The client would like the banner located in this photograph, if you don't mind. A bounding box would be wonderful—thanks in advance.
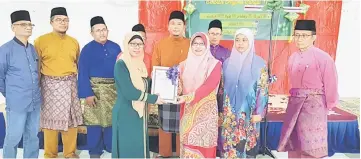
[187,0,295,40]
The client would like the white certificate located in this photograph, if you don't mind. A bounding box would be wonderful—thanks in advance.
[151,66,178,103]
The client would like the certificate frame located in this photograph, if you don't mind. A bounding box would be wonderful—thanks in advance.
[151,66,178,104]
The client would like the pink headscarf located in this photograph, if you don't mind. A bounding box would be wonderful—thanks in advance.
[181,32,219,94]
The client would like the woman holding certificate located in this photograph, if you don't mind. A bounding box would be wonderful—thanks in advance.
[220,28,269,158]
[112,32,165,158]
[177,32,222,158]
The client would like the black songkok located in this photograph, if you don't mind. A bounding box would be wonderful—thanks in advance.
[295,20,316,32]
[169,11,185,22]
[11,10,31,24]
[132,24,146,33]
[51,7,67,17]
[90,16,106,27]
[208,19,222,30]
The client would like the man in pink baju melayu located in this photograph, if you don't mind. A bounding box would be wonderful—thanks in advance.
[277,20,338,158]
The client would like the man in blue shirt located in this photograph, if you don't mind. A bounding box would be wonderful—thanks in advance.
[77,16,121,158]
[0,10,41,158]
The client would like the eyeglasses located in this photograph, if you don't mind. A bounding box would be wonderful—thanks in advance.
[129,43,144,48]
[209,32,221,36]
[13,23,35,28]
[293,34,313,39]
[93,28,108,34]
[53,18,69,23]
[192,43,205,47]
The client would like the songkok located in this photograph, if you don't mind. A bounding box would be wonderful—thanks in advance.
[51,7,67,17]
[295,20,316,32]
[169,11,185,22]
[11,10,31,24]
[90,16,105,27]
[208,19,222,30]
[132,24,146,33]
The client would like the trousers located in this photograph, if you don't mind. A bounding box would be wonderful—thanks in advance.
[87,126,112,156]
[3,108,40,158]
[158,129,180,157]
[43,128,78,158]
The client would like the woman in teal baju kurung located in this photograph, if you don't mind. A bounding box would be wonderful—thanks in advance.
[112,32,164,158]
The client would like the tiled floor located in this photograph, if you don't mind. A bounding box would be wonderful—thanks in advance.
[0,149,359,158]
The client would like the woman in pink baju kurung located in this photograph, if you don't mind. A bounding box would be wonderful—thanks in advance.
[277,20,338,158]
[178,32,221,158]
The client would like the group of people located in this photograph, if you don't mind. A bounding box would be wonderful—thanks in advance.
[0,6,338,159]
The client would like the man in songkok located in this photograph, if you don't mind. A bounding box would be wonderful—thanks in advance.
[277,20,338,158]
[152,10,190,158]
[132,23,146,39]
[131,24,152,75]
[0,10,41,158]
[208,19,230,63]
[34,7,83,158]
[77,16,121,158]
[207,19,231,157]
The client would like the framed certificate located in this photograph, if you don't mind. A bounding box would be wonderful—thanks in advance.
[151,66,178,104]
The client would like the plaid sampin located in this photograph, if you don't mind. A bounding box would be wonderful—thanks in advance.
[158,103,180,133]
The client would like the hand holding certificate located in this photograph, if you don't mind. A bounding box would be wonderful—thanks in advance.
[151,66,179,104]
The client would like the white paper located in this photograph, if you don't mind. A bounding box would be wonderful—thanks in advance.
[151,66,178,103]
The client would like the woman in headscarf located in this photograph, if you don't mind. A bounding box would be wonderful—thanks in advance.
[112,32,165,158]
[177,32,222,158]
[220,28,269,158]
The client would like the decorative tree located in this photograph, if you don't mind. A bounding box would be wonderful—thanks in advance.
[183,1,196,38]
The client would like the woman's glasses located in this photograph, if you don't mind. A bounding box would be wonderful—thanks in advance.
[129,43,144,48]
[192,43,205,47]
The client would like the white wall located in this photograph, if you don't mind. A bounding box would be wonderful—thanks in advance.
[335,0,360,98]
[0,0,139,103]
[0,0,139,48]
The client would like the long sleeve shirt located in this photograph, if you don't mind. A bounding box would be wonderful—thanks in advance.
[77,40,121,98]
[152,36,190,68]
[210,44,231,63]
[34,32,80,76]
[0,37,41,112]
[288,46,339,109]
